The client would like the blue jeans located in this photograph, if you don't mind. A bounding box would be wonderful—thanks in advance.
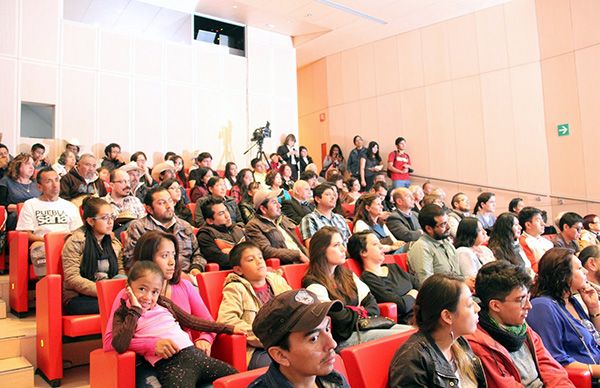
[392,180,411,189]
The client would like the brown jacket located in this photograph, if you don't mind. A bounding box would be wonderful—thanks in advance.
[245,214,307,264]
[217,272,291,363]
[62,227,124,306]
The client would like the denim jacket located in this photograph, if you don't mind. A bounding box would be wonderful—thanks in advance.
[249,363,350,388]
[389,331,487,388]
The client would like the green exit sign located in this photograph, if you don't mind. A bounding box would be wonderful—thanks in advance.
[557,123,570,137]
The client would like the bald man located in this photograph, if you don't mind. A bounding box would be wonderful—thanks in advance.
[281,180,315,225]
[386,187,423,243]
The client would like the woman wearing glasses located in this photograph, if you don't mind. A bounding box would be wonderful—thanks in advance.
[62,196,125,315]
[527,247,600,378]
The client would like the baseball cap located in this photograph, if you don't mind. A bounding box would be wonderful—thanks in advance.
[252,289,343,349]
[151,161,175,182]
[253,189,279,210]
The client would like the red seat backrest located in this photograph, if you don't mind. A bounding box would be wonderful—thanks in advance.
[119,231,127,246]
[197,270,232,319]
[187,202,196,220]
[340,329,417,388]
[385,253,409,272]
[45,232,68,276]
[97,278,127,336]
[281,263,309,290]
[345,258,362,276]
[16,202,24,218]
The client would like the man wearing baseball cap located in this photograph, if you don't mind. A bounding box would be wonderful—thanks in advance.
[244,189,309,264]
[249,289,350,388]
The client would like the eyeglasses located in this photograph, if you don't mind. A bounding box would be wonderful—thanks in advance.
[503,293,531,308]
[154,198,175,206]
[112,180,130,185]
[94,214,117,222]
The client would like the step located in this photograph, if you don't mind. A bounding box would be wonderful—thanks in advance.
[0,356,34,387]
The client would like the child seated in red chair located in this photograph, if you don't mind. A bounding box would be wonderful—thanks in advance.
[104,260,245,387]
[218,241,291,370]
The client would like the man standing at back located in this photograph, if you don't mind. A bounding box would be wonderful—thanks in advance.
[387,137,412,189]
[347,135,366,180]
[466,261,572,387]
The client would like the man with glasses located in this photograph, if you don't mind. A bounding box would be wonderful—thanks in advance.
[60,153,107,206]
[554,212,584,253]
[408,204,461,284]
[17,167,83,276]
[122,187,206,279]
[466,261,571,387]
[102,168,146,234]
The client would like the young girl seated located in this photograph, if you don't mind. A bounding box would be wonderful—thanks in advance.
[104,261,245,387]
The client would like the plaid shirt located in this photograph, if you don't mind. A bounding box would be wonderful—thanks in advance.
[103,194,147,219]
[300,208,351,243]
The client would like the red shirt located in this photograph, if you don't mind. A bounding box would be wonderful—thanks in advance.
[388,151,411,181]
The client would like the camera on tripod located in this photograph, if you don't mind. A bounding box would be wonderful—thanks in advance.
[251,121,272,143]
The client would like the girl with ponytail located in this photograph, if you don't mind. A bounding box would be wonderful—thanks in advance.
[389,274,487,387]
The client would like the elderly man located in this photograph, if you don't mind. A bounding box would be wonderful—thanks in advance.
[281,180,314,225]
[386,187,422,244]
[60,153,107,206]
[151,161,176,185]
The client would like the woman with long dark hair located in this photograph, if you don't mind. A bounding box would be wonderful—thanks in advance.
[168,154,188,189]
[359,141,382,190]
[230,168,254,205]
[454,217,495,278]
[389,274,485,387]
[474,192,497,233]
[223,162,238,191]
[321,144,345,178]
[488,212,532,274]
[353,193,404,253]
[130,151,153,186]
[62,197,124,315]
[301,226,410,350]
[527,248,600,377]
[189,167,213,203]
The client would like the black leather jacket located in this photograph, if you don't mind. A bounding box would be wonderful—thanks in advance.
[389,331,487,388]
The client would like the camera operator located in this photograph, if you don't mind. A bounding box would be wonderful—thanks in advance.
[277,134,299,180]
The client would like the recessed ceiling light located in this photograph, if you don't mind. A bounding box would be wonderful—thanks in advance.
[232,5,237,8]
[266,23,275,28]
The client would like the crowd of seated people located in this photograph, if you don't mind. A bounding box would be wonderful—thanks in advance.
[3,134,600,387]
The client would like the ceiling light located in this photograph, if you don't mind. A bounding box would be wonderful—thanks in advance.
[266,23,275,28]
[315,0,387,24]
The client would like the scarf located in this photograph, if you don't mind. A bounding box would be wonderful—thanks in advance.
[80,227,118,281]
[478,309,527,352]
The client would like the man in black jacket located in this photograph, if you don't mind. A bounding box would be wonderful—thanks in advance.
[281,180,314,225]
[196,197,246,269]
[386,187,422,243]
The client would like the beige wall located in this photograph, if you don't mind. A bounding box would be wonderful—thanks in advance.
[0,0,298,169]
[298,0,600,218]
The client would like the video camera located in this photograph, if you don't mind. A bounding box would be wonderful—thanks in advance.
[251,121,272,143]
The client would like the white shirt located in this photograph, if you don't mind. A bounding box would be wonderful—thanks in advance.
[16,197,83,236]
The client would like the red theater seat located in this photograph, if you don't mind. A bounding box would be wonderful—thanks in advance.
[36,232,102,386]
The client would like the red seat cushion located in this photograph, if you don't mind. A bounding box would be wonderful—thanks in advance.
[63,314,101,337]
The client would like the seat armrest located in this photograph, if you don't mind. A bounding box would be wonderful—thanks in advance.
[378,303,397,323]
[211,333,248,372]
[566,366,592,387]
[90,348,136,388]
